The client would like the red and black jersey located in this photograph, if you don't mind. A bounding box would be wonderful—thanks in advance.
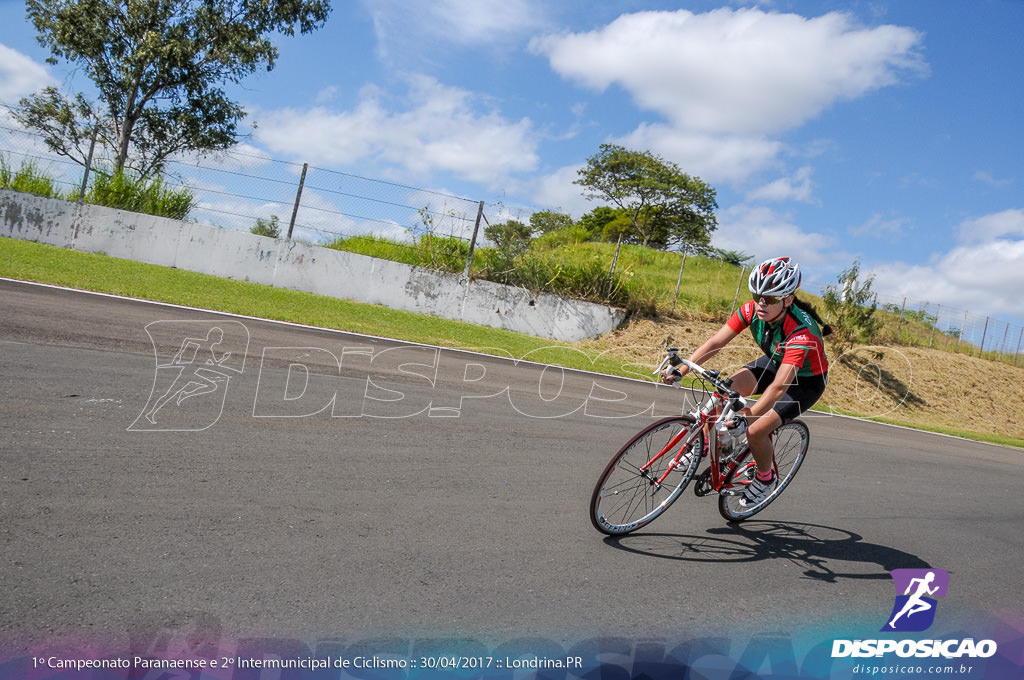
[727,301,829,377]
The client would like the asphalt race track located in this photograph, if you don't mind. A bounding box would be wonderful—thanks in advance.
[2,277,1023,662]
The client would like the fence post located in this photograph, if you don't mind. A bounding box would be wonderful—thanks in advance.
[956,310,968,353]
[462,200,484,278]
[929,304,940,348]
[998,322,1010,363]
[671,248,688,315]
[1015,327,1024,367]
[731,265,746,312]
[979,316,990,357]
[287,162,308,240]
[608,233,623,279]
[895,297,907,342]
[77,127,99,204]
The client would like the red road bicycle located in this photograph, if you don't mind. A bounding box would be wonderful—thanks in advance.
[589,348,810,534]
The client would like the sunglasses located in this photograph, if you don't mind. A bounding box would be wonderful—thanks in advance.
[753,294,782,305]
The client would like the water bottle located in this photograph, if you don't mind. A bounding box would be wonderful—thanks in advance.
[716,420,734,455]
[718,415,747,458]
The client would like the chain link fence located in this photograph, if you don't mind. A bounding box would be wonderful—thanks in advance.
[870,292,1023,366]
[0,122,485,262]
[2,121,1022,365]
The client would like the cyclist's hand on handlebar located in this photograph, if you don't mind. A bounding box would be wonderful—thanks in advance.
[724,410,750,433]
[733,414,749,431]
[659,348,690,385]
[661,363,689,385]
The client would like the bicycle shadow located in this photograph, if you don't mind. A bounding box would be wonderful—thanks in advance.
[602,520,931,583]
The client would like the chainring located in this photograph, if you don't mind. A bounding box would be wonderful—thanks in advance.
[692,468,714,497]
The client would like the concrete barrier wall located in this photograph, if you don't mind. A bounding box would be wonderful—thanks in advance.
[0,189,626,342]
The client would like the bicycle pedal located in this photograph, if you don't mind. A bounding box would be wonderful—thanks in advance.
[719,481,752,495]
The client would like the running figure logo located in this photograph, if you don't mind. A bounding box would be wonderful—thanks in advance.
[881,568,950,632]
[130,320,250,431]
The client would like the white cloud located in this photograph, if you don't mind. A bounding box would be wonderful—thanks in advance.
[849,213,911,239]
[972,170,1013,189]
[366,0,549,56]
[615,123,782,185]
[705,207,1024,324]
[713,204,837,272]
[957,208,1024,244]
[747,166,816,203]
[870,209,1024,322]
[314,86,339,104]
[533,9,924,134]
[253,76,539,187]
[176,143,273,173]
[530,164,591,217]
[0,44,55,103]
[531,8,925,184]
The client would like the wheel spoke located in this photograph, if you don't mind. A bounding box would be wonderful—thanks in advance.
[590,417,701,535]
[718,420,809,522]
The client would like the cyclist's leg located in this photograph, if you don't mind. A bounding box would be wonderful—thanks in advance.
[730,356,781,473]
[751,374,826,472]
[774,374,827,424]
[728,355,775,398]
[727,367,758,397]
[747,409,783,473]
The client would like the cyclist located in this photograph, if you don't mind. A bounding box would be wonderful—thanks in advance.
[664,256,830,507]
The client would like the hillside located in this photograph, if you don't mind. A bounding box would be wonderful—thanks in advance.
[579,315,1024,447]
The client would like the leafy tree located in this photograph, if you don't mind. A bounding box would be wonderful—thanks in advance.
[574,144,718,252]
[484,219,532,258]
[528,210,574,236]
[251,214,281,238]
[17,0,331,178]
[577,206,620,241]
[709,248,754,267]
[823,258,882,351]
[599,212,634,244]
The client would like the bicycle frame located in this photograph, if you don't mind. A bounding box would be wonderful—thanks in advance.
[651,351,754,497]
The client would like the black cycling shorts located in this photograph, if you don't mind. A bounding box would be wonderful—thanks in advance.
[741,355,827,423]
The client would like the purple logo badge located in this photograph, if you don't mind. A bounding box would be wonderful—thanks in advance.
[881,568,949,632]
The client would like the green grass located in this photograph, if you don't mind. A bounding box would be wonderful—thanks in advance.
[0,157,64,198]
[326,233,421,265]
[564,241,748,316]
[1,156,195,219]
[326,233,748,317]
[81,171,195,220]
[0,237,625,375]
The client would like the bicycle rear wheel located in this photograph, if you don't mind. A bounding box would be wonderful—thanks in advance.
[718,419,809,522]
[590,416,702,535]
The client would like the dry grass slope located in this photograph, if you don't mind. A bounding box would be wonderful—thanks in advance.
[579,315,1024,447]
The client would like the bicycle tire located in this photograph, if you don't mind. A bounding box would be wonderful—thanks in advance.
[718,419,809,522]
[590,416,703,535]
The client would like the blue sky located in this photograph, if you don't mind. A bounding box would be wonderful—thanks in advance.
[2,0,1023,329]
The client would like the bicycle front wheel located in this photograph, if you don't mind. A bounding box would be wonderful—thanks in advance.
[718,419,809,522]
[590,416,703,535]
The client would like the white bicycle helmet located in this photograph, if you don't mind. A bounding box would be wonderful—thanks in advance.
[749,256,801,297]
